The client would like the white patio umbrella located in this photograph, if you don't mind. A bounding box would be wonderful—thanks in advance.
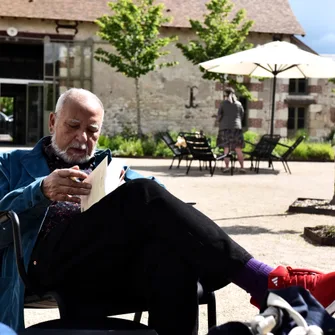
[199,41,335,136]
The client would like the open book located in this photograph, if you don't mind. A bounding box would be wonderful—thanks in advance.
[81,156,127,212]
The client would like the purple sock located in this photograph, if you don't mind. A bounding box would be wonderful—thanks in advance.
[231,258,274,305]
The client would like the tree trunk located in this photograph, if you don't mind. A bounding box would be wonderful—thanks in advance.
[135,77,142,137]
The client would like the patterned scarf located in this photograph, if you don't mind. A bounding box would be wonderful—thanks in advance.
[39,137,94,238]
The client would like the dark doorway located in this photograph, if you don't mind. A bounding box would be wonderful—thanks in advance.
[0,40,44,145]
[0,84,26,144]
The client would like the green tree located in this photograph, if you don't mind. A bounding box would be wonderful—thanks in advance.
[176,0,254,99]
[95,0,178,136]
[0,97,14,115]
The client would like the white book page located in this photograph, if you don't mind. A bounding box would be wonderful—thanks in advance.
[81,157,128,212]
[81,156,108,212]
[105,158,126,194]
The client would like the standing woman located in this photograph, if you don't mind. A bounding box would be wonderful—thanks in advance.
[216,87,246,173]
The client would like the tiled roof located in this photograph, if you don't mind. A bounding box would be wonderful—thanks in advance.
[0,0,305,35]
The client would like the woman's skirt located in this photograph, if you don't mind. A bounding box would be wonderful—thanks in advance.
[216,129,245,149]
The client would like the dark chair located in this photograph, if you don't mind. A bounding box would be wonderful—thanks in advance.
[243,134,281,173]
[20,319,157,334]
[1,210,217,332]
[271,136,305,174]
[160,132,190,169]
[182,133,233,176]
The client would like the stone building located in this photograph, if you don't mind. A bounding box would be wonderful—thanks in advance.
[0,0,333,144]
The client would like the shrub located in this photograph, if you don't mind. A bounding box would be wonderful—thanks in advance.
[98,134,125,152]
[306,143,334,161]
[243,130,259,144]
[289,141,309,160]
[142,137,157,156]
[108,135,125,152]
[98,134,110,148]
[98,130,335,161]
[118,139,144,156]
[242,130,259,154]
[274,139,334,161]
[153,141,172,157]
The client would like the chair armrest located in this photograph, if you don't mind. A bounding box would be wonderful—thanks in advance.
[275,142,291,149]
[244,140,256,146]
[270,153,281,159]
[0,211,34,291]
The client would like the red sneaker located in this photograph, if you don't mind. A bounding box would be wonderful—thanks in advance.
[268,266,335,308]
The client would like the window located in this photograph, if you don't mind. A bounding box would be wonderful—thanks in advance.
[289,79,308,94]
[272,34,282,41]
[288,107,306,136]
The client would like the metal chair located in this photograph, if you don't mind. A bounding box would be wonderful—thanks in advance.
[243,135,281,173]
[1,210,217,332]
[182,133,233,176]
[160,132,190,169]
[271,136,305,174]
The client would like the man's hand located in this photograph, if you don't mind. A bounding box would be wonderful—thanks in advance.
[42,166,92,203]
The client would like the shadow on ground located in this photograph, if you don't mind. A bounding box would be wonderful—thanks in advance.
[213,213,295,222]
[220,225,298,235]
[131,164,281,177]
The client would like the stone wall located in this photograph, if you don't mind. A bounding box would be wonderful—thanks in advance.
[308,78,335,139]
[93,27,214,136]
[94,30,281,136]
[1,17,334,139]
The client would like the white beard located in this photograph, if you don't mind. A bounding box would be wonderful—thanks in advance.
[51,134,95,164]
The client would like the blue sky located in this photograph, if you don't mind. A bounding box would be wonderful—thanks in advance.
[289,0,335,54]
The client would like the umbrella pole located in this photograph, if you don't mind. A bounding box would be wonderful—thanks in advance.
[270,74,277,138]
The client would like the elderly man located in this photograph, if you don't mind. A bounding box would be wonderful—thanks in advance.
[0,88,334,335]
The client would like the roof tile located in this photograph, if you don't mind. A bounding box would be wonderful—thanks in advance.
[0,0,305,35]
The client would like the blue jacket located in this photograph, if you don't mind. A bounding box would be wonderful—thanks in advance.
[0,138,159,331]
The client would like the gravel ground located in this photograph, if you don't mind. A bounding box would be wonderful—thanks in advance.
[20,158,335,334]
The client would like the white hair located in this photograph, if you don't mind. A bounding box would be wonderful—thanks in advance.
[51,88,103,164]
[54,88,104,116]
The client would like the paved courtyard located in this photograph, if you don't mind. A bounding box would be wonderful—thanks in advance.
[10,156,335,333]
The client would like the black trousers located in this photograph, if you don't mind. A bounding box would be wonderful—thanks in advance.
[28,179,252,335]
